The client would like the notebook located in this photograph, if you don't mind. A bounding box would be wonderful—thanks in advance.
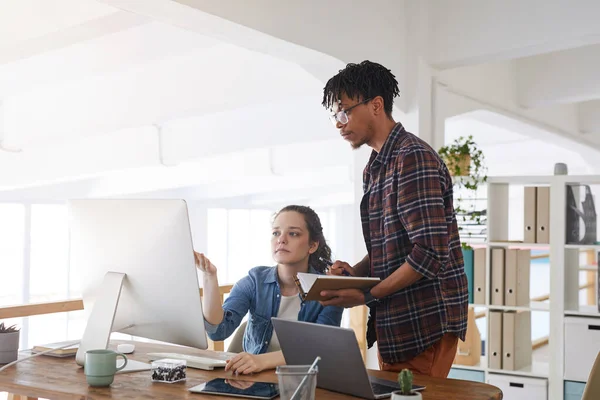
[293,272,380,301]
[31,341,79,357]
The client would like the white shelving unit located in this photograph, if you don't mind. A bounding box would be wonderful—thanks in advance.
[451,175,600,400]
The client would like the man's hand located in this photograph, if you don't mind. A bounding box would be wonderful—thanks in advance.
[327,260,355,276]
[225,352,264,375]
[319,288,365,308]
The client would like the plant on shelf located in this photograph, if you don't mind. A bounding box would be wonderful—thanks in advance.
[391,369,422,399]
[438,135,488,250]
[0,322,21,365]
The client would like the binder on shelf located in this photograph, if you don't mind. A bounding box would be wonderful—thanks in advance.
[490,248,505,306]
[502,310,532,371]
[504,249,531,307]
[293,272,380,301]
[473,248,486,305]
[462,248,474,304]
[523,186,537,243]
[489,310,503,369]
[454,306,481,366]
[536,186,550,244]
[566,184,597,244]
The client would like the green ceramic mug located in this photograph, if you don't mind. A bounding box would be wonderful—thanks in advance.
[84,349,128,387]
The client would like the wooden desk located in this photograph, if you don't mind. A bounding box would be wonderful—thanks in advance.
[0,341,502,400]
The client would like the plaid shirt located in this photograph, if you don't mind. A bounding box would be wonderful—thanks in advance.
[361,123,468,363]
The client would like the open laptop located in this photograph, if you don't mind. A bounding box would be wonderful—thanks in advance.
[272,318,425,399]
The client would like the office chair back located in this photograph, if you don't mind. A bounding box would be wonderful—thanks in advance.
[226,320,247,353]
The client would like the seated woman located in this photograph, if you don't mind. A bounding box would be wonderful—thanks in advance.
[195,205,343,375]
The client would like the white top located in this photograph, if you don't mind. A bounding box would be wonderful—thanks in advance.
[266,295,301,352]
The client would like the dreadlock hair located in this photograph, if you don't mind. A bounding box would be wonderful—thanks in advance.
[321,60,400,117]
[274,205,332,273]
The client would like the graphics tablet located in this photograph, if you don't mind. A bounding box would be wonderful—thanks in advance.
[189,378,279,399]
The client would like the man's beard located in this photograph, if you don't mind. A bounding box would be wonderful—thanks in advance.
[351,137,368,150]
[350,124,374,150]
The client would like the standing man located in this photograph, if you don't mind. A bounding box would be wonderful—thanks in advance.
[319,60,468,378]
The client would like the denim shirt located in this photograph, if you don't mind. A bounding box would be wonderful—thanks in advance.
[204,266,343,354]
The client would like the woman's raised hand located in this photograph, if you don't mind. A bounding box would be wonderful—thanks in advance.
[194,251,218,276]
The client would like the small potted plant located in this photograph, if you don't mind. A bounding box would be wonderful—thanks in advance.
[438,135,485,178]
[438,135,488,249]
[0,322,20,364]
[391,369,422,399]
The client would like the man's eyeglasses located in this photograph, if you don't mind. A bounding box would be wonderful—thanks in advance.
[329,98,372,126]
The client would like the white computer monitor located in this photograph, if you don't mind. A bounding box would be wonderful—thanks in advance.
[68,199,207,372]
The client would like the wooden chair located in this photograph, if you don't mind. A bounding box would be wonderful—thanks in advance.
[583,350,600,400]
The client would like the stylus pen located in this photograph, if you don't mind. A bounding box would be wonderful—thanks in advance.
[318,257,351,276]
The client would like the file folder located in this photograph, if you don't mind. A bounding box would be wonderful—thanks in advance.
[524,186,537,243]
[454,306,481,366]
[491,248,505,306]
[489,311,503,369]
[473,248,486,305]
[504,249,531,307]
[536,186,550,243]
[502,310,532,371]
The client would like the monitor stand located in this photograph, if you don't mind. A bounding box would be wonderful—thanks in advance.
[75,272,151,373]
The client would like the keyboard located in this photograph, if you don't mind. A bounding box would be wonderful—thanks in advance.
[369,376,400,396]
[147,352,228,370]
[371,382,398,396]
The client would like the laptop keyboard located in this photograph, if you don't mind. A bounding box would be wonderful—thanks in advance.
[371,382,399,395]
[369,376,399,395]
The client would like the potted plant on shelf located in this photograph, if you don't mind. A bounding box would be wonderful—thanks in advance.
[438,135,488,250]
[391,369,422,399]
[439,136,488,305]
[0,322,20,364]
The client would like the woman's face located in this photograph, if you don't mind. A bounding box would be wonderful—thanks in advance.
[271,211,318,266]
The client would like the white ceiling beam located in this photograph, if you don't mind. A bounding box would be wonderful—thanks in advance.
[516,44,600,108]
[0,133,351,198]
[1,45,321,147]
[98,0,416,111]
[426,0,600,70]
[0,126,159,191]
[437,63,600,152]
[98,0,345,80]
[168,167,352,202]
[0,10,148,66]
[465,109,600,157]
[578,100,600,135]
[0,21,218,97]
[160,109,339,166]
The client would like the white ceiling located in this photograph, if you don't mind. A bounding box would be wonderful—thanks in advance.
[1,0,600,204]
[0,0,116,48]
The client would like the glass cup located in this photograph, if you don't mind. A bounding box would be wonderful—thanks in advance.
[276,365,318,400]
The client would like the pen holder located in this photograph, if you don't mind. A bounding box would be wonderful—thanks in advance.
[276,365,318,400]
[151,358,186,383]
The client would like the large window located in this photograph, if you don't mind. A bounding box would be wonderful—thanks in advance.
[207,208,273,284]
[30,204,70,302]
[2,203,339,352]
[0,204,25,307]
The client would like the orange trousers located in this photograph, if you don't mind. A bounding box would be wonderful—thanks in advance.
[378,333,458,378]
